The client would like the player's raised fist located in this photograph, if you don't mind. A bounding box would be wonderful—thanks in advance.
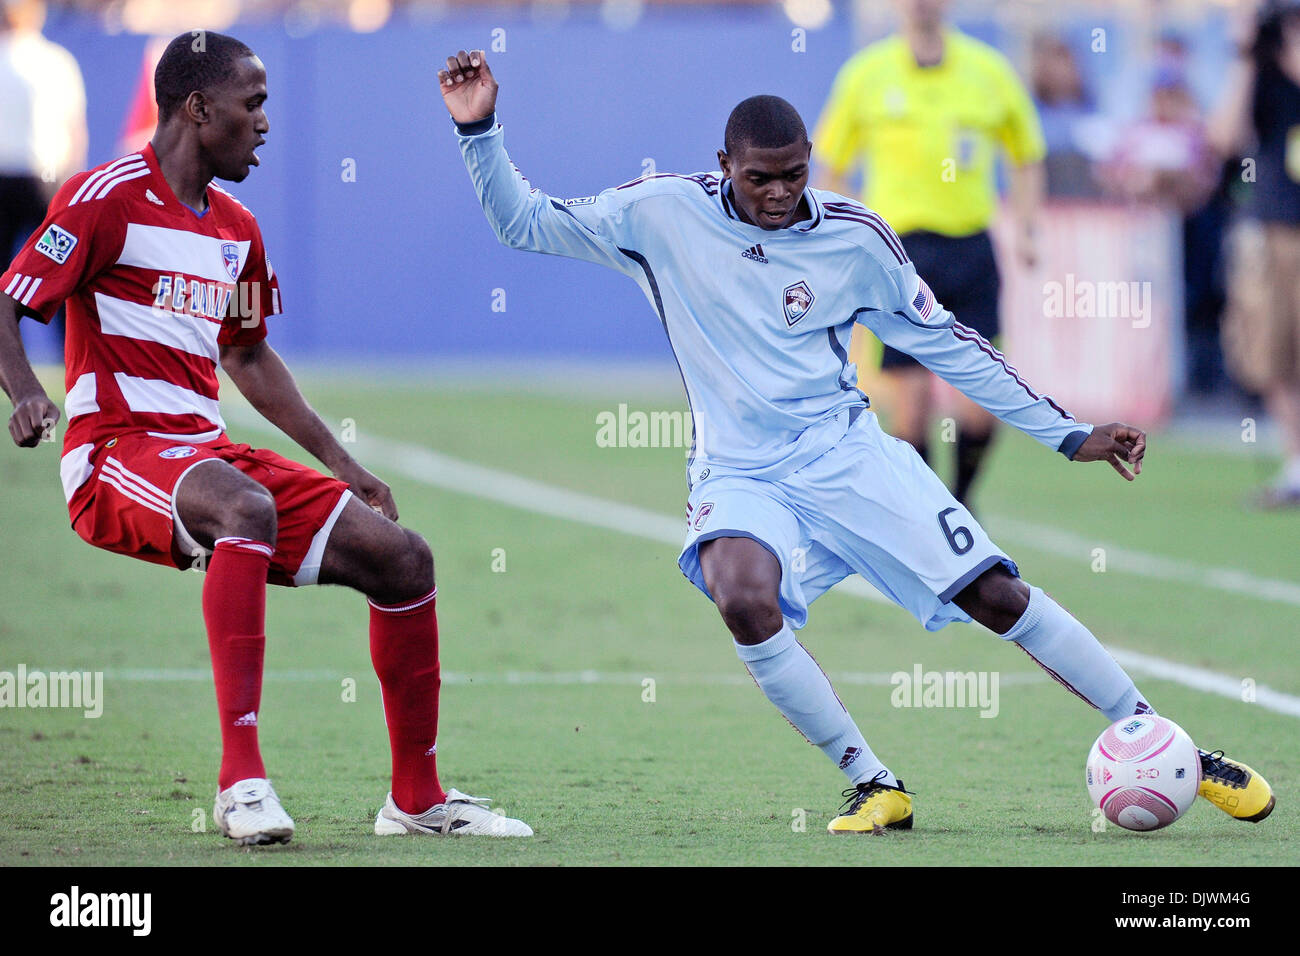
[438,50,497,126]
[1073,422,1146,481]
[7,394,59,448]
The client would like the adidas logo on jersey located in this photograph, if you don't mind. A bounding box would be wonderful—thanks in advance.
[741,244,769,264]
[145,189,164,206]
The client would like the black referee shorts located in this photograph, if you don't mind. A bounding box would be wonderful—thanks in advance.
[1,175,52,263]
[881,229,1000,370]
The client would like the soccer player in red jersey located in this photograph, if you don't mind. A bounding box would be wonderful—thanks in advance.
[0,32,531,842]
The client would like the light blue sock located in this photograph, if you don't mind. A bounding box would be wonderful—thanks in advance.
[1000,585,1153,722]
[736,623,896,787]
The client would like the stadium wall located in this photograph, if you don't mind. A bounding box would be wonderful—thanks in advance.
[22,4,1218,392]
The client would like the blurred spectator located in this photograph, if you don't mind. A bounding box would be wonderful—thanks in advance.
[1209,0,1300,507]
[1031,32,1103,199]
[1097,70,1218,213]
[0,0,87,357]
[1181,157,1237,398]
[0,0,87,260]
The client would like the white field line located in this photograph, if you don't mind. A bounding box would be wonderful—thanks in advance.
[99,668,1045,687]
[1109,650,1300,718]
[221,409,1300,717]
[989,517,1300,608]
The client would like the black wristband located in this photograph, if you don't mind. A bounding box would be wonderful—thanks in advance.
[455,113,496,136]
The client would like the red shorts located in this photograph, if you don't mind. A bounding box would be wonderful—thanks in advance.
[67,432,351,587]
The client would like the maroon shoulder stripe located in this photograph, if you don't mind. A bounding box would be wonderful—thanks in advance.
[616,172,718,195]
[824,202,908,263]
[824,213,908,264]
[950,322,1073,420]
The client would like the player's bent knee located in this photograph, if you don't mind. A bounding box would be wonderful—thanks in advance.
[400,531,435,595]
[955,566,1029,634]
[369,530,434,604]
[223,486,278,543]
[713,582,782,640]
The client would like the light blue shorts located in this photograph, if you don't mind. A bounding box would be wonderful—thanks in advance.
[678,411,1017,631]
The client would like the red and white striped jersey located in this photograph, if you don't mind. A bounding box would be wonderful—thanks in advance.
[1,143,282,508]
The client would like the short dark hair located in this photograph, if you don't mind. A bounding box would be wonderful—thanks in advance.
[724,95,808,156]
[154,31,256,121]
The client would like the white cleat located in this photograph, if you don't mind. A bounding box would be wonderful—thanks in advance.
[213,778,295,846]
[374,788,534,837]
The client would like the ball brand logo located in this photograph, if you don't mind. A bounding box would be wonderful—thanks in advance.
[1120,719,1144,736]
[1102,767,1113,783]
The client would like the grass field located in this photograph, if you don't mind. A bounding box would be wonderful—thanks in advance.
[1,367,1297,867]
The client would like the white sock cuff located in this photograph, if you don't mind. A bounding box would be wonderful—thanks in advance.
[999,585,1047,642]
[734,623,796,663]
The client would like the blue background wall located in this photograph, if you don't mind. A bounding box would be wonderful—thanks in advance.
[24,3,1231,363]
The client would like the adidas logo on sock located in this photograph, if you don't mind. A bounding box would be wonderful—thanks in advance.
[233,711,258,727]
[741,243,769,264]
[424,744,437,757]
[839,746,862,769]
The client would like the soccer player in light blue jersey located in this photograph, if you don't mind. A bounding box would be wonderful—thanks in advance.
[438,50,1275,832]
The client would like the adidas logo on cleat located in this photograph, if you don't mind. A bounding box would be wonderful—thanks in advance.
[741,244,769,264]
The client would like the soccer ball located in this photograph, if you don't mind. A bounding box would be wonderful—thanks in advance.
[1085,715,1201,831]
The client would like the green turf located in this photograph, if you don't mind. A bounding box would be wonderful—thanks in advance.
[1,369,1296,866]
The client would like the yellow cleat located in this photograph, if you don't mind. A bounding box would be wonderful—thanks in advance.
[1198,750,1275,822]
[827,772,914,835]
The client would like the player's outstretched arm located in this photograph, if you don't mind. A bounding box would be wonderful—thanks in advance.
[438,49,643,276]
[0,294,60,448]
[1070,422,1146,481]
[219,340,399,520]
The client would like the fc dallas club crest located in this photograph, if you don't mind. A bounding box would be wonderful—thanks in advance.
[783,280,815,327]
[221,242,241,281]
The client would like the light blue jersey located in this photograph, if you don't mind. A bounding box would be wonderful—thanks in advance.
[457,116,1091,488]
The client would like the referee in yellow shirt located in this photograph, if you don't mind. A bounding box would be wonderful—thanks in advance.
[814,0,1045,507]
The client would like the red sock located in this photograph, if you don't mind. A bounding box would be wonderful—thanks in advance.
[203,537,272,790]
[369,589,445,814]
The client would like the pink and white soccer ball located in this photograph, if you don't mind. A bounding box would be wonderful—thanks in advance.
[1085,715,1201,831]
